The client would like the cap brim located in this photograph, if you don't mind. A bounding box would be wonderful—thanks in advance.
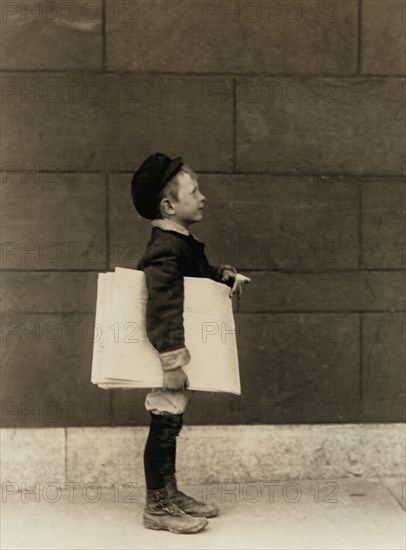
[162,156,183,184]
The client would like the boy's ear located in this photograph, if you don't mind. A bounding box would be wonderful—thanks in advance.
[160,197,175,215]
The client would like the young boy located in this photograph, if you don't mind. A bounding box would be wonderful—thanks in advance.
[131,152,250,534]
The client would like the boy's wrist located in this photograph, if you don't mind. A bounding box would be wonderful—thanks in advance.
[219,265,238,286]
[221,264,237,275]
[159,346,191,371]
[211,264,238,284]
[217,264,237,278]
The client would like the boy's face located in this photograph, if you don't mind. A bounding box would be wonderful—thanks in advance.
[162,167,206,227]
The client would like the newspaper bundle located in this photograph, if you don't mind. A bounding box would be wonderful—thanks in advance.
[91,267,241,395]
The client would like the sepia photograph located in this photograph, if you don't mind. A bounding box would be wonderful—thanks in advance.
[1,0,405,548]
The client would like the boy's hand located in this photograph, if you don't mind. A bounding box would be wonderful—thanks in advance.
[163,367,190,392]
[222,270,252,299]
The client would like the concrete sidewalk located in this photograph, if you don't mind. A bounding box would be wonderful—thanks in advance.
[1,477,405,549]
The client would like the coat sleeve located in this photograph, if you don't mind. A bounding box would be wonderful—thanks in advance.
[208,264,238,287]
[142,244,191,371]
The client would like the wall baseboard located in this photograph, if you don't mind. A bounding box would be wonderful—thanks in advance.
[1,424,405,489]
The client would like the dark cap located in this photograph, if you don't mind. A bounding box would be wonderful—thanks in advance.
[131,153,183,219]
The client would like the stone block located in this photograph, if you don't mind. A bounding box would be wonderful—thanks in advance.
[106,0,358,74]
[1,428,65,484]
[240,271,405,312]
[0,0,103,70]
[361,0,406,75]
[361,178,406,269]
[1,172,107,269]
[361,313,406,422]
[0,272,98,313]
[65,424,405,486]
[236,77,405,176]
[66,426,146,486]
[1,313,112,427]
[177,424,406,481]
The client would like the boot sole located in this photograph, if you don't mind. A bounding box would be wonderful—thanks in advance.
[143,515,208,534]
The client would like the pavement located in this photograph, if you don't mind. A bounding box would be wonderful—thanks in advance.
[1,477,405,549]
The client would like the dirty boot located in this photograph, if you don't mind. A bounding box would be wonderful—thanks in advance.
[143,487,208,534]
[165,474,219,518]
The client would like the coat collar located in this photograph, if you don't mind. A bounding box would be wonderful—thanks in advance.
[151,218,190,237]
[151,218,204,245]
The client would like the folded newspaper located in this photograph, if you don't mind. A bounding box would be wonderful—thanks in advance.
[91,267,241,395]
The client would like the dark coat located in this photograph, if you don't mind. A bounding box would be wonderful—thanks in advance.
[136,227,236,369]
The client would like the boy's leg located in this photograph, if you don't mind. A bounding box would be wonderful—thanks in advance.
[144,389,218,519]
[144,388,191,489]
[143,389,208,533]
[143,411,183,490]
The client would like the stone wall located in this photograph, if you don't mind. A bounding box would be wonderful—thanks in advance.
[1,0,405,427]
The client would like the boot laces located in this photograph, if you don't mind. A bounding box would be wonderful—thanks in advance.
[161,501,188,516]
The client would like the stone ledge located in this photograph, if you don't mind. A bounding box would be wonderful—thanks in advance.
[1,424,404,488]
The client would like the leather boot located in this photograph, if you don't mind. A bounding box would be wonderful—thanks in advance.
[165,474,219,518]
[143,487,208,534]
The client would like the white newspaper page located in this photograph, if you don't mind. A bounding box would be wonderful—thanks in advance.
[91,272,134,387]
[90,271,106,385]
[91,267,241,395]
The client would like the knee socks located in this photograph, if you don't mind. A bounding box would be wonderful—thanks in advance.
[144,412,183,490]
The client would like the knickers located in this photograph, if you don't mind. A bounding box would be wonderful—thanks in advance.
[145,388,192,415]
